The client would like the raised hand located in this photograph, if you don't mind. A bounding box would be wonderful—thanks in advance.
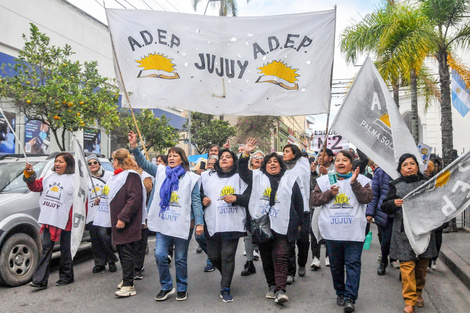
[223,139,230,150]
[128,131,138,149]
[244,137,257,155]
[351,166,360,183]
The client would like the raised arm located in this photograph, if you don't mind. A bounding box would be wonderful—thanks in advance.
[128,131,158,177]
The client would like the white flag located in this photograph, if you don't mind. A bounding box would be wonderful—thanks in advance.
[71,137,89,259]
[331,57,422,179]
[106,8,335,116]
[402,151,470,255]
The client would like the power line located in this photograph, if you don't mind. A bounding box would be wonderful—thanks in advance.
[122,0,138,9]
[139,0,154,10]
[114,0,127,8]
[148,0,167,10]
[162,0,181,12]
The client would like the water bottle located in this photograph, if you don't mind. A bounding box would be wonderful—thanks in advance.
[328,169,337,185]
[363,231,373,250]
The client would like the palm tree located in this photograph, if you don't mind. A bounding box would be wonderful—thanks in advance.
[192,0,250,17]
[419,0,470,166]
[340,2,435,143]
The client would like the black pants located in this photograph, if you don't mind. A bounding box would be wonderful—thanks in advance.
[206,236,239,289]
[432,229,443,262]
[287,231,310,276]
[87,223,118,267]
[135,228,149,271]
[116,242,137,287]
[377,221,394,265]
[32,228,73,284]
[259,233,290,292]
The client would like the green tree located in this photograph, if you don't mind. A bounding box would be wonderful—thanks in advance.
[183,112,236,154]
[110,109,179,153]
[192,0,250,16]
[341,2,436,143]
[0,24,120,151]
[419,0,470,166]
[236,116,280,152]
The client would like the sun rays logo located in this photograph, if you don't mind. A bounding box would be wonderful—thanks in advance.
[372,113,392,135]
[102,185,110,196]
[435,170,451,188]
[45,183,64,200]
[170,191,181,207]
[331,192,353,209]
[256,60,299,90]
[136,53,180,80]
[90,186,102,200]
[260,187,279,203]
[218,185,235,200]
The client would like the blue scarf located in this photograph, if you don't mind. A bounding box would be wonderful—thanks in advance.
[336,172,353,179]
[159,165,186,214]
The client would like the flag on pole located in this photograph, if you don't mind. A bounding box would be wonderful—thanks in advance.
[402,150,470,255]
[71,137,89,259]
[106,8,336,116]
[452,70,470,117]
[331,57,422,179]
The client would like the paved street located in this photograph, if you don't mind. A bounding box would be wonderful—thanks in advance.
[1,224,469,313]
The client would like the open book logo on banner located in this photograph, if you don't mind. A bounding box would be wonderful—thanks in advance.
[136,53,180,80]
[256,60,299,90]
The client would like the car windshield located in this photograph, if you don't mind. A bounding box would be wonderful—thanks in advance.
[0,162,46,193]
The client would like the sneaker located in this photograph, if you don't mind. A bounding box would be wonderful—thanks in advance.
[204,264,216,272]
[108,263,117,273]
[114,286,137,298]
[117,280,123,289]
[241,261,256,276]
[391,260,400,269]
[196,246,203,254]
[431,260,437,270]
[310,257,321,270]
[274,290,289,304]
[134,270,143,280]
[336,295,345,306]
[325,256,330,267]
[220,288,233,303]
[377,253,382,263]
[253,250,260,261]
[266,286,276,299]
[243,250,247,256]
[176,291,188,301]
[92,265,106,273]
[55,279,73,286]
[344,298,355,312]
[29,281,47,290]
[298,266,306,277]
[115,285,136,297]
[155,288,176,301]
[286,275,295,285]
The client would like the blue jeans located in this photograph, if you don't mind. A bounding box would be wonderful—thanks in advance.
[155,230,192,292]
[325,240,363,302]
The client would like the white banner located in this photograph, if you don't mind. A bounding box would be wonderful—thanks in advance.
[310,133,349,153]
[331,57,422,179]
[417,142,432,167]
[106,9,335,116]
[71,137,89,259]
[402,151,470,255]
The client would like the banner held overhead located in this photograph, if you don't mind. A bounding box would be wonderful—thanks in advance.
[106,9,336,116]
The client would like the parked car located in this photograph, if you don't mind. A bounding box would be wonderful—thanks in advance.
[0,153,113,287]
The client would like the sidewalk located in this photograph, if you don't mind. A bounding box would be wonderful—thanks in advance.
[440,231,470,290]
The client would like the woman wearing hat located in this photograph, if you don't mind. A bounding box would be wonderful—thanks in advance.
[86,154,118,273]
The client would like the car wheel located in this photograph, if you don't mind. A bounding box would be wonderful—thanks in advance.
[0,233,39,287]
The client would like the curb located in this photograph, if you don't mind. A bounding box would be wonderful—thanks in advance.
[439,242,470,290]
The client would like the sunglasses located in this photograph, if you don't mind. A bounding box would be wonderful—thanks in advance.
[88,161,98,166]
[253,156,264,160]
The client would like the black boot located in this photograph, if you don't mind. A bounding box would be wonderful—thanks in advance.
[241,261,256,276]
[377,262,386,276]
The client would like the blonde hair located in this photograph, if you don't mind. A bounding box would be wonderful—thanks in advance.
[112,148,138,171]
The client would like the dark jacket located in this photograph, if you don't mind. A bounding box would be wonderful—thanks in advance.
[382,175,437,261]
[238,156,304,243]
[110,171,143,245]
[365,167,393,227]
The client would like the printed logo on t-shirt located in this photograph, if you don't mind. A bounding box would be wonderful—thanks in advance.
[331,192,353,209]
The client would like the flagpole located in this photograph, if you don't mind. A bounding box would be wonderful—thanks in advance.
[72,133,99,199]
[0,108,29,163]
[106,8,150,161]
[321,5,337,160]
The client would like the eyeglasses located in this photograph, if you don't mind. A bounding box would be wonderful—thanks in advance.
[88,161,98,166]
[253,156,264,160]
